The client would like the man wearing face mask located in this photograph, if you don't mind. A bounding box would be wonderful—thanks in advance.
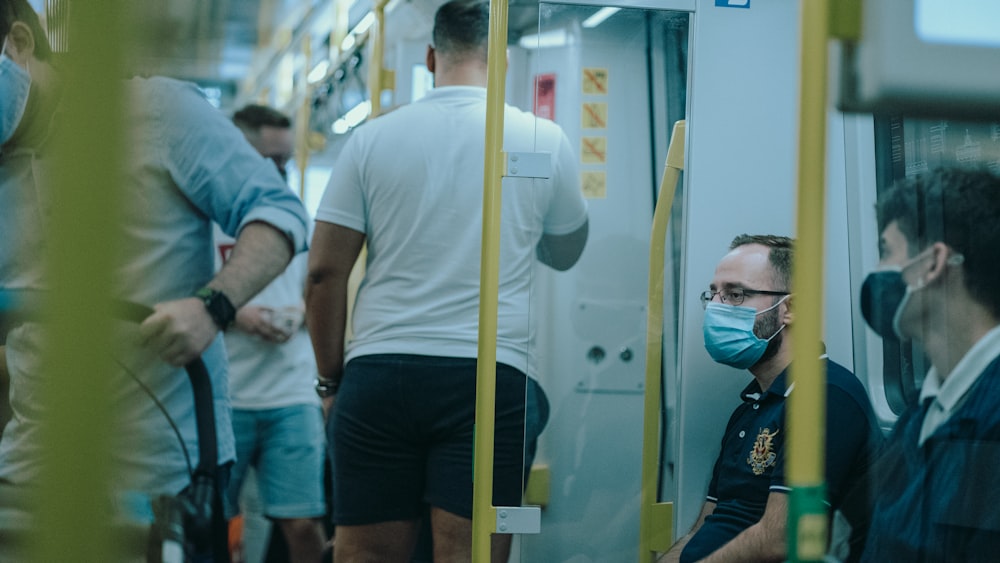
[858,167,1000,562]
[662,234,881,563]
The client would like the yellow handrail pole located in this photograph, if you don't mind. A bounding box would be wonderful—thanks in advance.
[32,1,128,561]
[369,0,394,119]
[296,37,312,199]
[472,0,509,561]
[638,120,685,562]
[787,0,830,561]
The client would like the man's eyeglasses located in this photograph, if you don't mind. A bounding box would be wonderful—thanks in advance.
[699,288,789,308]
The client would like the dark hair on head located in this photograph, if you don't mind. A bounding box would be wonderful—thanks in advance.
[232,104,292,134]
[0,0,52,61]
[432,0,489,62]
[730,234,794,292]
[877,166,1000,317]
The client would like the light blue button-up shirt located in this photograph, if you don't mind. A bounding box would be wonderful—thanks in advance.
[0,76,309,496]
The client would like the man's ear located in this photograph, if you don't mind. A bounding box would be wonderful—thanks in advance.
[425,44,436,74]
[4,21,35,67]
[781,295,793,326]
[921,241,953,288]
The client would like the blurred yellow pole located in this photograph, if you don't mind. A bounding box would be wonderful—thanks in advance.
[369,0,395,118]
[787,0,829,560]
[32,0,127,561]
[472,0,508,560]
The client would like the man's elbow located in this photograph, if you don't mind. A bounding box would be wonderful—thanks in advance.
[537,219,588,271]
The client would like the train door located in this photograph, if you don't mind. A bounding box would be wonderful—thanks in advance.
[503,3,690,561]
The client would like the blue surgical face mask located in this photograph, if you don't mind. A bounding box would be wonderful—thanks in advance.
[0,52,31,146]
[703,296,788,369]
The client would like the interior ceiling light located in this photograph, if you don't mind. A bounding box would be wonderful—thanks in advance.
[331,100,372,135]
[518,29,568,50]
[308,60,331,83]
[582,7,621,28]
[351,12,376,36]
[341,34,357,52]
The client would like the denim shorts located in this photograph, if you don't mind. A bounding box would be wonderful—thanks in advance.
[328,354,549,525]
[224,404,327,519]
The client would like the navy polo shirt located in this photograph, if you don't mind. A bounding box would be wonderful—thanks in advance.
[681,359,881,563]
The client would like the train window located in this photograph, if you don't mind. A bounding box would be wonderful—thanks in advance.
[915,0,1000,48]
[872,114,1000,413]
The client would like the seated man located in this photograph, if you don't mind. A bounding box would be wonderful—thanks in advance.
[859,167,1000,561]
[662,234,882,563]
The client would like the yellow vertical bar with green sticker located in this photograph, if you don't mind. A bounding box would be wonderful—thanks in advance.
[788,0,829,561]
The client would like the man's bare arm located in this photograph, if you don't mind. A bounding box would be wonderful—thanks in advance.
[699,493,788,563]
[140,221,295,366]
[305,222,366,390]
[659,500,716,563]
[536,219,588,271]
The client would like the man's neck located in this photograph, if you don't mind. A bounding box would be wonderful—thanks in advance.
[434,62,489,89]
[923,299,998,381]
[10,74,61,151]
[749,345,792,393]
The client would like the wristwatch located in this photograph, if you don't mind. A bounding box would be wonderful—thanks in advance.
[194,287,236,331]
[315,377,340,398]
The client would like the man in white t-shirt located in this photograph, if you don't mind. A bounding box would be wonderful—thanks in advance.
[220,105,326,563]
[306,2,588,561]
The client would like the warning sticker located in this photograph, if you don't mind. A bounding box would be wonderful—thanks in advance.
[582,67,609,95]
[581,136,607,164]
[581,103,608,129]
[581,171,607,199]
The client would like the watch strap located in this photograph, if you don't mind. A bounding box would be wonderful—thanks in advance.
[194,287,236,330]
[315,377,340,398]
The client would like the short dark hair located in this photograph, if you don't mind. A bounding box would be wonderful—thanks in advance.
[877,166,1000,317]
[432,0,489,63]
[0,0,52,61]
[232,104,292,135]
[730,234,794,292]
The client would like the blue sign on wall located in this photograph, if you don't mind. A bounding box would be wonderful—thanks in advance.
[716,0,750,8]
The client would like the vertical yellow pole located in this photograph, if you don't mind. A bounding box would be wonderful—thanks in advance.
[638,121,685,562]
[472,0,508,560]
[32,1,127,561]
[787,0,829,561]
[369,0,389,118]
[297,37,312,199]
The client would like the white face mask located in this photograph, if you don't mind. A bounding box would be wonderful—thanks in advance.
[0,52,31,146]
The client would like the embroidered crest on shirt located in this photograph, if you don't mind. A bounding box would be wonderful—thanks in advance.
[747,428,779,475]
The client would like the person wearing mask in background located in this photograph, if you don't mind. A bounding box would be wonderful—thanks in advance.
[662,234,882,563]
[305,1,589,561]
[0,1,309,558]
[220,104,326,563]
[859,167,1000,561]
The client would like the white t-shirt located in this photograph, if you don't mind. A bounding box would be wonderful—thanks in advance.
[316,86,587,378]
[215,225,319,410]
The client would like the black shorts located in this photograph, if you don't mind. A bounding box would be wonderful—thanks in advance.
[328,354,548,525]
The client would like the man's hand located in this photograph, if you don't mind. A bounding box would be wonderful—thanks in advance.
[0,345,7,386]
[139,297,219,366]
[235,305,300,343]
[322,395,335,419]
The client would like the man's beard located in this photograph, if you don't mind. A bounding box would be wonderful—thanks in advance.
[753,306,784,365]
